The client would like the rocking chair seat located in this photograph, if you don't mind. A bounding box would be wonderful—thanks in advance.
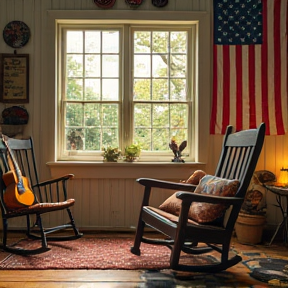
[145,206,226,230]
[5,199,75,217]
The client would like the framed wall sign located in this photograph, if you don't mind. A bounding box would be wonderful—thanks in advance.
[0,53,29,103]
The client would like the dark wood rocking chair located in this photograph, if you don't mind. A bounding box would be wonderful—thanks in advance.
[131,123,265,272]
[0,135,83,255]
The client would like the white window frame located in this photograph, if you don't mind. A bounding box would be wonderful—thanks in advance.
[48,11,210,165]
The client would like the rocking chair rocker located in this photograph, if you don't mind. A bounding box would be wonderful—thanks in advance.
[131,123,265,272]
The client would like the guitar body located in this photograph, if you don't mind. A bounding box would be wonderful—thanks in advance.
[3,171,35,209]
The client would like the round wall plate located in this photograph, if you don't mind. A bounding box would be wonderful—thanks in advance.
[125,0,144,9]
[3,21,30,48]
[152,0,168,8]
[93,0,116,8]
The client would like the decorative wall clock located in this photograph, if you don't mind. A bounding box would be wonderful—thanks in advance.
[152,0,168,8]
[125,0,144,9]
[3,21,30,49]
[93,0,116,8]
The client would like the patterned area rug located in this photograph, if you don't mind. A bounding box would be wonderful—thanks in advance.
[243,255,288,287]
[0,236,219,270]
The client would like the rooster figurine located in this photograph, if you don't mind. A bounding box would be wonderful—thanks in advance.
[169,138,187,163]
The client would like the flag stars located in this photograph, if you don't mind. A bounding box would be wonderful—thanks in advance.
[214,0,262,45]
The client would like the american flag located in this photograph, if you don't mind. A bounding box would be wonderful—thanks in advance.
[210,0,288,135]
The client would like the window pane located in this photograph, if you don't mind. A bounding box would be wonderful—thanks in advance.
[153,104,169,128]
[66,78,83,100]
[134,104,151,127]
[170,55,186,77]
[170,104,188,142]
[84,104,101,126]
[133,79,151,100]
[84,79,101,101]
[66,128,84,150]
[152,79,168,101]
[102,79,119,100]
[102,55,119,77]
[171,32,187,53]
[85,31,101,53]
[134,55,151,77]
[85,128,101,150]
[66,103,83,126]
[67,31,83,53]
[152,32,168,53]
[170,104,188,128]
[152,128,169,150]
[67,55,83,77]
[102,128,118,147]
[85,55,100,77]
[134,128,151,150]
[103,31,119,53]
[170,79,186,101]
[152,54,168,77]
[103,104,118,127]
[134,31,151,53]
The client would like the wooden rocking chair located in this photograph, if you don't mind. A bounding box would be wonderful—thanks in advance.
[131,123,265,272]
[0,135,83,255]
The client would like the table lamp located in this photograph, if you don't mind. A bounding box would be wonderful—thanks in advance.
[277,167,288,186]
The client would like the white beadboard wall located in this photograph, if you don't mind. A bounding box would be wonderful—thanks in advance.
[0,0,286,231]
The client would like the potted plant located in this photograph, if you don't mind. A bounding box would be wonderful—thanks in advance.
[235,170,276,244]
[102,146,121,162]
[124,144,141,162]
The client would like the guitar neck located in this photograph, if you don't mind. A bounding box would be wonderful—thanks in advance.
[2,136,23,182]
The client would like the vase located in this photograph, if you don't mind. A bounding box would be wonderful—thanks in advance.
[235,212,266,245]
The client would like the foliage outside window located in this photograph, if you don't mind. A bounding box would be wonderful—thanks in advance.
[59,23,194,161]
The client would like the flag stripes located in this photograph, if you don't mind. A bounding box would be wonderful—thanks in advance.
[210,0,287,135]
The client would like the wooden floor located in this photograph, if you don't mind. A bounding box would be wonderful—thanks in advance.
[0,232,287,288]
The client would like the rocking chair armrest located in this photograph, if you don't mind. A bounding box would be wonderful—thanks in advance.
[35,174,74,187]
[137,178,197,192]
[176,191,243,206]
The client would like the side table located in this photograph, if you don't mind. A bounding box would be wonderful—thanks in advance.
[265,184,288,245]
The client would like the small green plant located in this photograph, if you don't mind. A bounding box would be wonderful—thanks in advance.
[124,144,141,162]
[102,146,121,162]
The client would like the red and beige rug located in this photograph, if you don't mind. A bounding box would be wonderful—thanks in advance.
[0,236,217,270]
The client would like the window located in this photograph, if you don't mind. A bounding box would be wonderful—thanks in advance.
[58,22,196,162]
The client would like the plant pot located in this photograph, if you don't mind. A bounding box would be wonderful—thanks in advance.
[235,212,266,245]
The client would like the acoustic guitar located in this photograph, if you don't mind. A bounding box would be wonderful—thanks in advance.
[2,135,35,209]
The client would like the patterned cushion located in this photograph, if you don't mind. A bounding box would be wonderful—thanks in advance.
[188,175,240,223]
[184,170,206,184]
[159,175,239,224]
[158,193,183,216]
[159,170,206,216]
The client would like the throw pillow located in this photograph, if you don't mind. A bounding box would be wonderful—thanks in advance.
[159,170,206,216]
[158,193,182,216]
[188,175,240,223]
[184,170,206,184]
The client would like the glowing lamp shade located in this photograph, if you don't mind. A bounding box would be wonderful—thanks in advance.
[278,168,288,185]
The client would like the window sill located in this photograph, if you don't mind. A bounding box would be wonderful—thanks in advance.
[47,161,206,179]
